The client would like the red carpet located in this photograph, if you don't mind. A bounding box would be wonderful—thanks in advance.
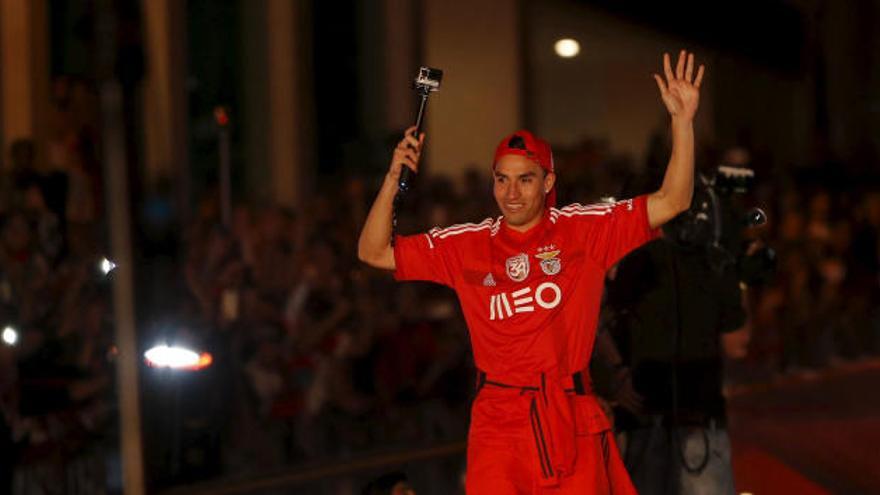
[731,442,830,495]
[728,361,880,494]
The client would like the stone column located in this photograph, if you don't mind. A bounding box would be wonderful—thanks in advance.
[141,0,189,203]
[0,0,49,164]
[265,0,313,210]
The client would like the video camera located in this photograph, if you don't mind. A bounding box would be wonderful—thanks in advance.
[667,164,775,286]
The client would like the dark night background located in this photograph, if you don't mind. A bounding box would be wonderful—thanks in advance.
[0,0,878,494]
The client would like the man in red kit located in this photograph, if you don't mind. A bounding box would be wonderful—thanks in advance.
[359,51,705,494]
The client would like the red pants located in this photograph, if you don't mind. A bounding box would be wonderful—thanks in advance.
[465,373,637,494]
[466,432,637,494]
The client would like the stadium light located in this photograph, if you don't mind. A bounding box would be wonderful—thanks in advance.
[144,344,213,371]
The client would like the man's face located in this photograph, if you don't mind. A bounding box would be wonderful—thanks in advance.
[493,154,555,231]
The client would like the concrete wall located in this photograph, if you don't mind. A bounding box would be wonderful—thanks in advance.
[422,0,522,177]
[527,1,716,166]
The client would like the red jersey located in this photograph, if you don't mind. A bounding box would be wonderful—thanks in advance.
[393,195,657,493]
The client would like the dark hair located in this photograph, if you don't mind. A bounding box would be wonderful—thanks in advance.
[507,135,527,150]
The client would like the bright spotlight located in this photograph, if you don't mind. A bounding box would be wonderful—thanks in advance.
[2,326,18,346]
[144,344,213,371]
[99,257,117,276]
[554,38,580,58]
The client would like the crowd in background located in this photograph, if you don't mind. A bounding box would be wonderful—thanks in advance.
[2,80,880,494]
[743,185,880,378]
[0,77,112,494]
[174,172,484,480]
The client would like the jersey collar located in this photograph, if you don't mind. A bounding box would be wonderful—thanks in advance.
[498,208,552,243]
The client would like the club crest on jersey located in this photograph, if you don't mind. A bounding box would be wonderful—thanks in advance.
[535,245,561,276]
[505,253,529,282]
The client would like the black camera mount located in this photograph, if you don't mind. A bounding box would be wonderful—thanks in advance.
[391,67,443,244]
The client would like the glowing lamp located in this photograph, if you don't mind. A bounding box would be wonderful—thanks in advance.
[99,257,117,275]
[554,38,580,58]
[2,326,17,346]
[144,344,213,371]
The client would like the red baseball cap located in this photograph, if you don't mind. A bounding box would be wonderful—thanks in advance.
[493,130,556,207]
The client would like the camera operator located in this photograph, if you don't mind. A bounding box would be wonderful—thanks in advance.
[598,175,759,494]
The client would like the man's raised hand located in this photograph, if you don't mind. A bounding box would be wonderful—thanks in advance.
[653,50,705,122]
[388,125,425,186]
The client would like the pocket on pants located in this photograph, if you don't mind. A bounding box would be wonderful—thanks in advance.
[572,395,612,435]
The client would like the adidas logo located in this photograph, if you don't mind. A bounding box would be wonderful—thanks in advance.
[483,273,496,287]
